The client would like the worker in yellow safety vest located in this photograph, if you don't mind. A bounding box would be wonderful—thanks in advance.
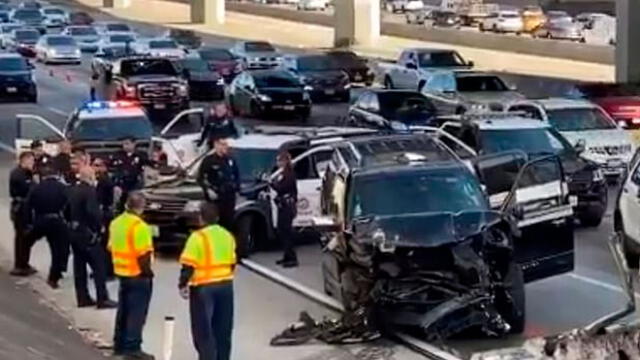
[179,201,236,360]
[108,191,155,360]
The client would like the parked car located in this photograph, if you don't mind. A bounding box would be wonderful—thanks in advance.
[420,70,523,113]
[162,28,201,49]
[521,5,545,33]
[297,0,328,11]
[228,69,312,120]
[61,25,99,52]
[405,8,431,25]
[176,56,225,101]
[348,89,438,129]
[41,6,67,28]
[569,83,640,129]
[10,8,45,33]
[324,50,374,86]
[0,23,23,49]
[281,54,351,101]
[68,10,93,25]
[7,28,40,57]
[133,38,185,59]
[35,34,81,64]
[0,53,37,102]
[197,47,243,83]
[480,10,524,34]
[534,13,582,41]
[230,40,281,69]
[614,148,640,266]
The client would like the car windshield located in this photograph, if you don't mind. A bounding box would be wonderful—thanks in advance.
[69,27,97,36]
[244,41,275,52]
[480,128,572,156]
[199,48,234,61]
[14,30,39,41]
[106,23,130,32]
[13,9,42,20]
[149,40,178,49]
[297,55,340,71]
[418,51,466,67]
[456,75,509,92]
[378,92,436,123]
[109,34,134,43]
[120,59,178,76]
[231,148,278,183]
[547,108,617,131]
[44,8,64,15]
[182,58,209,72]
[47,36,75,46]
[0,57,29,71]
[350,168,487,219]
[72,116,153,141]
[254,73,301,88]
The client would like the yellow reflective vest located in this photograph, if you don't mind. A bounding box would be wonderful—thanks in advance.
[108,212,154,277]
[179,224,236,286]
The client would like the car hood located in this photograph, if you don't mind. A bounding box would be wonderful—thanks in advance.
[353,210,502,248]
[126,74,181,84]
[73,34,99,42]
[50,45,79,52]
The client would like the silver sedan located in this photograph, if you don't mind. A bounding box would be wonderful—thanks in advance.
[35,34,81,64]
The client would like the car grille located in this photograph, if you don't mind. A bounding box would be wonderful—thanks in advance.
[139,83,176,100]
[567,171,592,193]
[589,145,632,156]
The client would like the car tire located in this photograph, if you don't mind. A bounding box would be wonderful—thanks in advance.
[496,261,526,334]
[578,206,604,228]
[236,214,267,257]
[384,76,394,89]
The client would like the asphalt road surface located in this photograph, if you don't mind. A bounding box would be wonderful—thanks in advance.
[0,1,632,359]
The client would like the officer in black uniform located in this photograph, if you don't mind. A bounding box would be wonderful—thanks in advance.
[9,151,37,276]
[67,166,117,308]
[31,140,52,179]
[197,137,239,233]
[197,103,239,147]
[23,164,69,289]
[93,157,116,279]
[53,140,74,184]
[270,151,298,268]
[110,137,148,213]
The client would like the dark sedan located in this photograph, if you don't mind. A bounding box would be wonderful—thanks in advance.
[197,47,242,83]
[0,53,37,102]
[178,57,224,100]
[282,54,351,102]
[324,50,374,86]
[228,70,311,120]
[348,90,437,130]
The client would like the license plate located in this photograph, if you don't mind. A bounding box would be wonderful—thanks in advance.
[6,87,16,93]
[607,159,623,167]
[324,89,335,95]
[282,105,295,111]
[154,103,166,109]
[569,195,578,207]
[150,225,159,237]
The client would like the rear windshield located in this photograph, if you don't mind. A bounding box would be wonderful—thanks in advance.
[244,41,275,52]
[254,73,301,88]
[378,92,436,121]
[69,26,97,36]
[199,48,234,61]
[326,52,365,67]
[108,34,135,43]
[501,12,519,18]
[456,75,508,92]
[106,23,130,32]
[47,36,75,46]
[14,30,39,41]
[231,148,278,183]
[120,59,178,76]
[0,57,29,71]
[101,46,127,58]
[148,40,178,49]
[43,8,64,15]
[73,116,152,141]
[418,51,467,67]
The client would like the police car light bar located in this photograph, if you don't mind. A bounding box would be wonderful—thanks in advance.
[83,101,139,110]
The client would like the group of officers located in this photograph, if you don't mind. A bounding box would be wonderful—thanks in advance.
[7,103,300,360]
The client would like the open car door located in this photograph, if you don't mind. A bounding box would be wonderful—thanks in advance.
[15,114,65,156]
[153,108,205,169]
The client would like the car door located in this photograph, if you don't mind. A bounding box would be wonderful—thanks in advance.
[14,114,65,155]
[155,108,206,168]
[620,158,640,244]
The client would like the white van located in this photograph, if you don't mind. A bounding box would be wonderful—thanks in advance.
[582,13,615,45]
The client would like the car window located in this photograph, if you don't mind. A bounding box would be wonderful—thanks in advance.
[546,108,617,131]
[199,48,234,61]
[70,116,152,141]
[0,57,29,70]
[47,36,75,46]
[254,73,301,88]
[69,26,97,36]
[456,75,508,92]
[244,41,275,52]
[418,51,466,67]
[106,23,130,32]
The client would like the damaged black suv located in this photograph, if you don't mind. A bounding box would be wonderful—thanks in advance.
[317,134,570,340]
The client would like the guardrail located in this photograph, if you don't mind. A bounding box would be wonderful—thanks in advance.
[171,0,614,64]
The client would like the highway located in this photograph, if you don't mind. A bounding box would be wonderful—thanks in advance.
[0,1,633,359]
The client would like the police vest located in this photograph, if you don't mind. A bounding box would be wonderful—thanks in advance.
[179,225,236,286]
[108,213,154,277]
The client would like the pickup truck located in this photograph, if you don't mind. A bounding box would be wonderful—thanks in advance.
[381,48,473,91]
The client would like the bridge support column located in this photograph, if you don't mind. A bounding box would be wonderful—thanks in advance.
[616,0,640,83]
[110,0,130,8]
[334,0,380,47]
[192,0,225,26]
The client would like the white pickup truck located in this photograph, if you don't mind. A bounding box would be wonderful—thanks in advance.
[380,48,474,91]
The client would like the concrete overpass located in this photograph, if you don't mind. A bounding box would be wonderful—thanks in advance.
[104,0,639,83]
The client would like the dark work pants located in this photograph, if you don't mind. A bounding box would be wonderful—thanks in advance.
[101,210,115,278]
[277,205,296,261]
[70,233,110,304]
[24,218,69,282]
[189,281,234,360]
[215,198,236,234]
[11,202,31,270]
[114,277,152,354]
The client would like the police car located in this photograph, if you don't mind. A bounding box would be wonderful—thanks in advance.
[15,101,153,158]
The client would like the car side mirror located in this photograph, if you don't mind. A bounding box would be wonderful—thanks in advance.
[575,139,586,154]
[406,62,417,70]
[467,60,474,67]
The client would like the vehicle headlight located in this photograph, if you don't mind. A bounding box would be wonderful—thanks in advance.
[593,168,604,182]
[183,200,201,213]
[299,76,310,85]
[176,83,188,96]
[343,83,351,89]
[74,49,81,56]
[234,62,243,72]
[48,48,57,56]
[258,93,272,102]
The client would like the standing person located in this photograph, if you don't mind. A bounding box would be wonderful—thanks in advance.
[90,73,99,101]
[197,103,239,147]
[197,137,239,233]
[270,151,298,268]
[9,151,37,276]
[67,166,117,309]
[31,140,52,179]
[53,140,73,184]
[93,157,116,279]
[23,165,69,289]
[179,202,236,360]
[108,192,155,360]
[110,138,148,212]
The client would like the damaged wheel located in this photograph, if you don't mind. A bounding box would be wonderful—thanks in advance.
[496,261,526,334]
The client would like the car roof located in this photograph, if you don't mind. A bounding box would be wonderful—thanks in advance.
[527,98,597,110]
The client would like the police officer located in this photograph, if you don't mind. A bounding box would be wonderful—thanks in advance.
[108,192,154,360]
[9,151,37,277]
[197,103,239,147]
[179,202,236,360]
[53,140,73,184]
[31,140,52,179]
[110,138,148,213]
[23,164,69,289]
[93,157,116,278]
[67,166,117,309]
[197,137,239,233]
[271,151,298,268]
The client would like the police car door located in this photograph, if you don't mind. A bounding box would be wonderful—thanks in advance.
[274,146,333,228]
[14,114,65,155]
[156,108,205,168]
